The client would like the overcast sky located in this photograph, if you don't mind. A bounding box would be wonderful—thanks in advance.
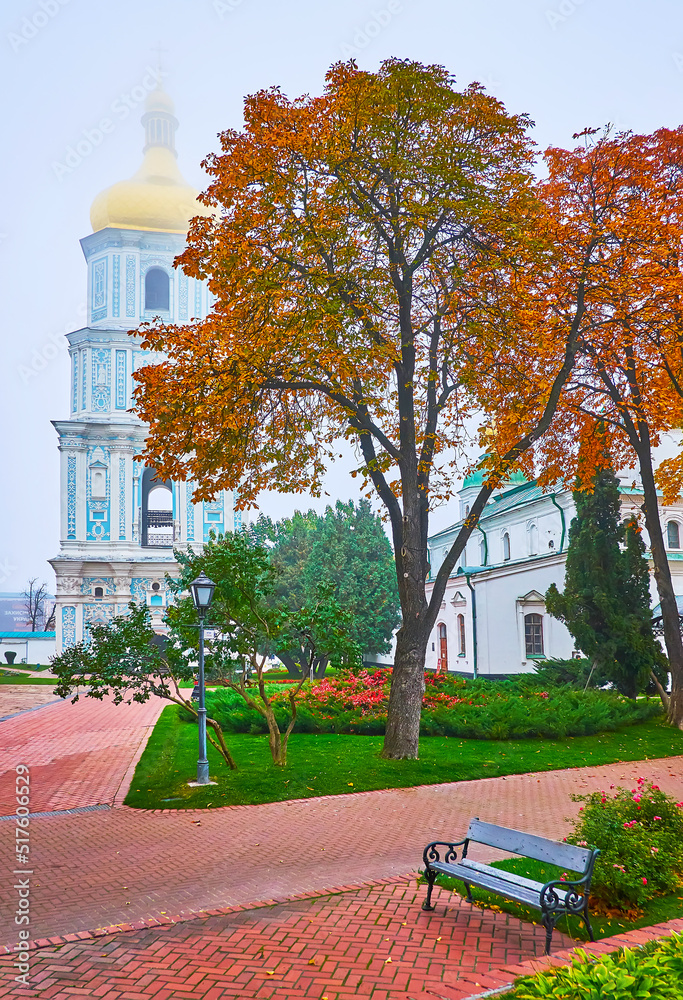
[1,0,681,592]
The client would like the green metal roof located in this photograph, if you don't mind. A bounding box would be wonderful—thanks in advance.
[0,631,56,639]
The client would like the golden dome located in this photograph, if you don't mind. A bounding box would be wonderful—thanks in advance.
[90,87,212,234]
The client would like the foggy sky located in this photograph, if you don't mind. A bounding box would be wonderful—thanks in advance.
[1,0,680,591]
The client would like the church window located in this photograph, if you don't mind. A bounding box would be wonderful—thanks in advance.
[145,268,169,311]
[667,521,680,549]
[94,586,103,598]
[503,532,511,561]
[151,582,161,591]
[524,613,544,656]
[457,614,466,656]
[480,538,486,565]
[548,539,555,549]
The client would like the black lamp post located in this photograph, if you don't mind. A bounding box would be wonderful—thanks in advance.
[189,571,216,785]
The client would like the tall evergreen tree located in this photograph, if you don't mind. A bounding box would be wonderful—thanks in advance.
[546,469,666,698]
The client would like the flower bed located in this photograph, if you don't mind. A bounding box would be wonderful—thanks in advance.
[204,669,661,740]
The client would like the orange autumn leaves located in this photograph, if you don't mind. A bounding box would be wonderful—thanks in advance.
[133,59,551,510]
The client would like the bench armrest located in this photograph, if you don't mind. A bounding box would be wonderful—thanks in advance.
[423,839,467,869]
[540,874,591,916]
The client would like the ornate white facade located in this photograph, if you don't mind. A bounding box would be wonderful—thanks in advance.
[426,467,683,677]
[50,88,242,652]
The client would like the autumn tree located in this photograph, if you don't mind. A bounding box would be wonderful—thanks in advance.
[534,128,683,727]
[134,60,607,758]
[251,500,399,677]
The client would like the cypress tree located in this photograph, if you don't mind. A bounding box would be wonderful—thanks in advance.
[546,469,666,698]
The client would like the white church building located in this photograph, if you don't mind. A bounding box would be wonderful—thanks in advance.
[50,88,243,652]
[425,463,683,678]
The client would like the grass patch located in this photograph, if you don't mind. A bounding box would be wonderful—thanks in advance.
[433,856,683,942]
[0,671,57,685]
[124,705,683,810]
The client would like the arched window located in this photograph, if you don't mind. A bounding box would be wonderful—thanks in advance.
[94,586,103,599]
[438,622,448,671]
[667,521,680,550]
[145,268,169,311]
[457,614,466,656]
[525,613,544,656]
[503,531,511,561]
[480,537,486,566]
[141,468,174,547]
[528,523,538,556]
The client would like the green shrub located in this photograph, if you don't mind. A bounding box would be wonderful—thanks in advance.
[567,778,683,909]
[509,932,683,999]
[191,671,661,740]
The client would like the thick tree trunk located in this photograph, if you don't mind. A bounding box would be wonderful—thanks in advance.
[637,443,683,728]
[382,621,429,758]
[278,651,304,679]
[650,670,670,711]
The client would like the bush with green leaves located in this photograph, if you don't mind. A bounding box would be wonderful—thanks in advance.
[509,932,683,1000]
[567,777,683,909]
[198,670,661,740]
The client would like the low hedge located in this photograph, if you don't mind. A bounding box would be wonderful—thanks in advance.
[192,670,661,740]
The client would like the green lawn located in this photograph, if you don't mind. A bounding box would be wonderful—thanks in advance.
[123,705,683,810]
[433,856,683,942]
[0,671,57,685]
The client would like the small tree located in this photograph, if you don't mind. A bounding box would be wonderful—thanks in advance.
[546,468,667,699]
[52,604,238,771]
[171,530,362,765]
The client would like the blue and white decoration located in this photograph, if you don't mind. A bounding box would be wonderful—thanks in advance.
[61,605,76,648]
[50,87,244,653]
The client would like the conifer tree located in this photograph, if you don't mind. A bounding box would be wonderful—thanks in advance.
[546,469,666,698]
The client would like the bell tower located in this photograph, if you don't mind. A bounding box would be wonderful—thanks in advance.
[50,89,242,652]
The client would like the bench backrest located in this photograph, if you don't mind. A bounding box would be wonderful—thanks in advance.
[467,818,593,874]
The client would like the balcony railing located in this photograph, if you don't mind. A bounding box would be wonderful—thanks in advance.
[145,510,175,547]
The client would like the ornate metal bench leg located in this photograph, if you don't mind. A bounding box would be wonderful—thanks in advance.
[583,906,595,942]
[463,882,473,903]
[422,870,437,911]
[541,912,554,956]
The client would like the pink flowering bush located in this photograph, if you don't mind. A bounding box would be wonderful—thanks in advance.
[568,778,683,909]
[204,669,660,739]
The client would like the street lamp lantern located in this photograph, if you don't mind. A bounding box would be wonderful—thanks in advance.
[188,571,216,787]
[190,571,216,617]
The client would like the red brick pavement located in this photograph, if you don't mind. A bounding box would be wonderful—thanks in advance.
[0,694,165,814]
[0,755,681,949]
[1,694,682,996]
[0,880,573,999]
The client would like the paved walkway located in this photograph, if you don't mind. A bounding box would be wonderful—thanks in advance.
[0,694,682,997]
[0,683,62,720]
[0,881,572,999]
[0,692,164,815]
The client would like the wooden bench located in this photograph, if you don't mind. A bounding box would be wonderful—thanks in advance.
[422,818,599,953]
